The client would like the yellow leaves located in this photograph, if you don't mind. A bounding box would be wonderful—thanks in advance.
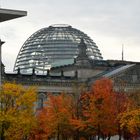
[0,82,37,139]
[119,109,140,134]
[1,82,23,97]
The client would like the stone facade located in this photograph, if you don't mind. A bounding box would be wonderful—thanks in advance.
[1,39,140,108]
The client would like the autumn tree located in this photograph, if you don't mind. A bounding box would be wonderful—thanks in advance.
[114,92,133,140]
[71,78,133,140]
[86,78,118,139]
[117,90,140,139]
[71,79,115,139]
[0,82,37,140]
[32,93,74,140]
[119,109,140,139]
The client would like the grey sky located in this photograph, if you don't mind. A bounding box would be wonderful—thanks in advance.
[1,0,140,71]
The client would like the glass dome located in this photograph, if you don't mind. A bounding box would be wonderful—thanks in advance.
[14,24,103,74]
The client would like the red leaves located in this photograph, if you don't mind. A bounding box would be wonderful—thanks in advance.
[72,78,133,138]
[31,78,138,139]
[33,93,74,140]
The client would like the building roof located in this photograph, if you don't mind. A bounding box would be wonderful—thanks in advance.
[0,8,27,22]
[103,64,135,78]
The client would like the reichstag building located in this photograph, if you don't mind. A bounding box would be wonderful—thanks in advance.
[1,8,140,108]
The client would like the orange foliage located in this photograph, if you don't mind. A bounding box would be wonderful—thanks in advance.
[29,78,135,139]
[86,78,117,136]
[32,93,74,140]
[71,78,133,139]
[119,109,140,138]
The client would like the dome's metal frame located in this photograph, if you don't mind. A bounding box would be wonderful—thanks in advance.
[14,24,103,74]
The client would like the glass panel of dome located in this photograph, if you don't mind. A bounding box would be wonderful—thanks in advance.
[14,24,103,74]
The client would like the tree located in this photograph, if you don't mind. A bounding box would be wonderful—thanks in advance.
[71,78,132,140]
[119,109,140,139]
[33,93,74,140]
[0,82,37,140]
[71,78,117,139]
[118,90,140,139]
[114,92,132,140]
[87,78,118,139]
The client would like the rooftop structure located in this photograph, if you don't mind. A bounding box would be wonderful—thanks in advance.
[14,24,103,74]
[0,8,27,22]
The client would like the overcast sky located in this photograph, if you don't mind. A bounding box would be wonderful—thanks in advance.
[1,0,140,71]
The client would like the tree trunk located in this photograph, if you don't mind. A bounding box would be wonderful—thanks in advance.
[107,136,111,140]
[97,124,100,140]
[119,135,122,140]
[118,125,122,140]
[1,124,5,140]
[57,125,60,140]
[0,134,5,140]
[76,130,80,140]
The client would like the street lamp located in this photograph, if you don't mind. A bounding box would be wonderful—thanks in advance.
[0,39,5,86]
